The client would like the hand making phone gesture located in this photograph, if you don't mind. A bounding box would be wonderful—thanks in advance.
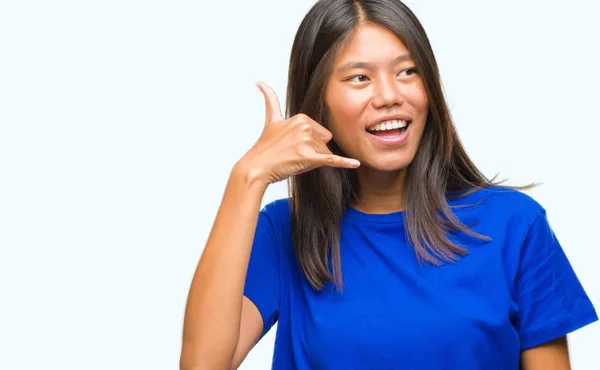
[240,82,361,186]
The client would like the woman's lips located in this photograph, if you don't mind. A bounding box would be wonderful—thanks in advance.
[366,125,410,146]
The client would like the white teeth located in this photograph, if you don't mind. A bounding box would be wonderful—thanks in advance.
[368,120,408,132]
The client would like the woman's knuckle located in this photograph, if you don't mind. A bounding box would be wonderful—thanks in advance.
[303,134,312,141]
[295,113,308,121]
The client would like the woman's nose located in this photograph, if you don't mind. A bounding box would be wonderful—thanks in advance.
[371,77,404,109]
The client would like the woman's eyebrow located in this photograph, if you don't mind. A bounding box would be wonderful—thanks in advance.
[336,53,413,72]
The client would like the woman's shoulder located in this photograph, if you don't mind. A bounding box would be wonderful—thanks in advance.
[451,185,546,227]
[259,197,292,237]
[261,197,291,218]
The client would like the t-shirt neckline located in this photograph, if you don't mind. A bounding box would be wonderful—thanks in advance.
[344,206,406,224]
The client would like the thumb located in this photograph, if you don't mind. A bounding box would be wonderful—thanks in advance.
[257,82,284,124]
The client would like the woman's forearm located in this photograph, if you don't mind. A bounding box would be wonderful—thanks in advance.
[180,162,267,370]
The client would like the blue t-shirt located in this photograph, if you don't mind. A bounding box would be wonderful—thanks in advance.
[243,186,597,369]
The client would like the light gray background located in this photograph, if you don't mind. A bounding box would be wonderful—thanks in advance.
[1,0,598,369]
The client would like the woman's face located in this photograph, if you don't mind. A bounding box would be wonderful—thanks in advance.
[325,23,429,172]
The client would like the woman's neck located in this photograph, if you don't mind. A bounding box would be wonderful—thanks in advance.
[352,166,407,214]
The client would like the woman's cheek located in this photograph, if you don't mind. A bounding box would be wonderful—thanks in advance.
[334,91,369,124]
[407,82,428,108]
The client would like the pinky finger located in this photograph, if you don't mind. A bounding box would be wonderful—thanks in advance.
[315,154,361,169]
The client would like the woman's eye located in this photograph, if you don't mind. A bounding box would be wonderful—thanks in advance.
[399,68,418,77]
[347,75,369,83]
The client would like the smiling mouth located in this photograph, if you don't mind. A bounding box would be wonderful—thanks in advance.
[366,119,410,137]
[365,119,411,146]
[368,126,408,137]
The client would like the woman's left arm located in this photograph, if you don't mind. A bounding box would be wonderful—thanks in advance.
[520,336,570,370]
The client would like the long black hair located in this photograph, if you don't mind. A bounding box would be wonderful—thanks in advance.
[286,0,535,290]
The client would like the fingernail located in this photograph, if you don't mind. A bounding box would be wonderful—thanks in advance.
[349,159,360,167]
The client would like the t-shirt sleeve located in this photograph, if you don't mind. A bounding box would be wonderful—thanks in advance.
[515,209,598,350]
[243,202,281,339]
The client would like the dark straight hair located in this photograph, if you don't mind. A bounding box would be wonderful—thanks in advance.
[285,0,535,291]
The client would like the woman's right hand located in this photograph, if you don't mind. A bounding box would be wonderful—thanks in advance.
[236,82,361,187]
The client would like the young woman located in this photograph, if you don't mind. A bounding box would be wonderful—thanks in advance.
[181,0,598,369]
